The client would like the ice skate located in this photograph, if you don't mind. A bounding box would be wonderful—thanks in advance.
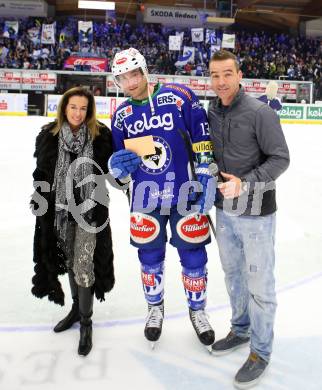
[189,308,215,352]
[144,301,164,349]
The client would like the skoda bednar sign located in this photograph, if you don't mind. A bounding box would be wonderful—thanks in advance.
[143,5,217,27]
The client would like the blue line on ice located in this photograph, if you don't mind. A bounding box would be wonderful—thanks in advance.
[1,270,322,333]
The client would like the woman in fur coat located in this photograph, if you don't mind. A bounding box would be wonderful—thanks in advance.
[31,86,115,356]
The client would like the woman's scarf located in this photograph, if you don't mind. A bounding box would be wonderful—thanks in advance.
[52,121,95,243]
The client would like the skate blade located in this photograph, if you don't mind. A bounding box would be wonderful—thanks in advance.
[150,341,156,350]
[205,344,213,354]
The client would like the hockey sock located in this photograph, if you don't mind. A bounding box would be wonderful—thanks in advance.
[181,265,208,310]
[141,262,165,305]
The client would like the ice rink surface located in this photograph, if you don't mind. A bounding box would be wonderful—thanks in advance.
[0,116,321,390]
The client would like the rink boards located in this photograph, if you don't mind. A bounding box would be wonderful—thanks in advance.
[1,93,322,124]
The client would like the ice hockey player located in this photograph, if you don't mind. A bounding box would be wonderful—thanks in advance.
[258,80,282,111]
[108,48,217,350]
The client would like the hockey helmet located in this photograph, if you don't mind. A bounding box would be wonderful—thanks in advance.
[112,48,148,88]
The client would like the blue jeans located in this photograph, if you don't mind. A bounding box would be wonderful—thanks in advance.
[216,208,277,362]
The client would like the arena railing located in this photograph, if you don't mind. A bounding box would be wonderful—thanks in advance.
[0,69,314,104]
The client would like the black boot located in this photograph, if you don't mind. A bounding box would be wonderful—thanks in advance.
[78,286,94,356]
[54,270,80,333]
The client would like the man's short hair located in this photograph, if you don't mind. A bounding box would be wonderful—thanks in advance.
[209,50,239,71]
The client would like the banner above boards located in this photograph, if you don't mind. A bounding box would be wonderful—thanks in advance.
[0,71,57,91]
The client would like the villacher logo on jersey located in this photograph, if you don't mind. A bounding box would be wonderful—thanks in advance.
[125,112,174,135]
[131,223,155,232]
[182,221,209,232]
[176,214,210,243]
[130,213,160,244]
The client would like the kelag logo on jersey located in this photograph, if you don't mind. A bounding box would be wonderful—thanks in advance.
[140,136,171,174]
[125,113,174,136]
[157,93,184,110]
[114,105,133,130]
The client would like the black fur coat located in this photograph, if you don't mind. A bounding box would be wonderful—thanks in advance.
[31,121,115,306]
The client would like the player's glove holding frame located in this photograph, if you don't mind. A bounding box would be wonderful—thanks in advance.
[108,149,141,179]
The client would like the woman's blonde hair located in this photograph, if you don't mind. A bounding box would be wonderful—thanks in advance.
[51,86,102,139]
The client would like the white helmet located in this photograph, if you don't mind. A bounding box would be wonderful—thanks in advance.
[265,80,279,100]
[112,48,148,88]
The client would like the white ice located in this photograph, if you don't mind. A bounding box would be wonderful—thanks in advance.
[0,116,321,390]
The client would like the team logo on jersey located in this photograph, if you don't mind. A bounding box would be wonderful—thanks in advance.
[192,101,202,110]
[114,105,133,130]
[124,112,174,135]
[157,93,184,110]
[140,136,171,174]
[176,214,210,243]
[130,213,160,244]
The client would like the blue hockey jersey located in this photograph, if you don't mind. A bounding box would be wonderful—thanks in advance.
[258,95,282,111]
[111,83,214,210]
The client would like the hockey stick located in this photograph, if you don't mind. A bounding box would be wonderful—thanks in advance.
[177,128,217,238]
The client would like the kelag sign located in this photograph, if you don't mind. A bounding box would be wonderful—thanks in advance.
[279,105,304,120]
[277,104,322,123]
[307,106,322,120]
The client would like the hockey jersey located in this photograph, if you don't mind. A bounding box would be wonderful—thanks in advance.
[111,83,214,210]
[258,94,282,111]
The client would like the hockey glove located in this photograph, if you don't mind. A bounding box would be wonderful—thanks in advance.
[108,149,141,179]
[190,163,218,214]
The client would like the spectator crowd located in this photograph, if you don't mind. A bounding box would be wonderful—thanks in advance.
[0,17,321,97]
